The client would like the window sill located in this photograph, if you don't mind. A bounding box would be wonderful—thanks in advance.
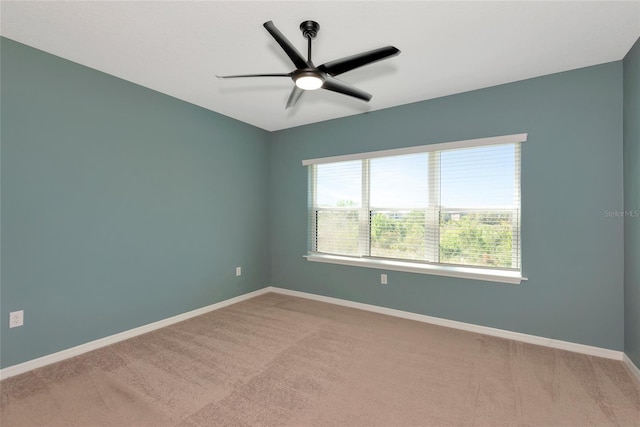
[304,254,525,284]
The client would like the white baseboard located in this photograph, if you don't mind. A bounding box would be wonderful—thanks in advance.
[623,353,640,385]
[0,288,271,381]
[2,285,633,384]
[266,286,625,361]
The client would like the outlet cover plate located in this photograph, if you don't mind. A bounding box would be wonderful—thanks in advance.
[9,310,24,328]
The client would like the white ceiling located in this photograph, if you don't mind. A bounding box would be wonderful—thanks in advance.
[1,1,639,131]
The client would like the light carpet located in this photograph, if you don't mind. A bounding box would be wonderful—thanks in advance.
[1,293,639,426]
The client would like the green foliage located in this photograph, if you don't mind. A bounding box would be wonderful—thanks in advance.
[336,200,357,207]
[316,209,359,255]
[370,211,426,260]
[318,206,515,268]
[440,213,513,268]
[370,210,514,268]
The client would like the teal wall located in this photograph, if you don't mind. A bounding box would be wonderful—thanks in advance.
[269,62,625,351]
[0,38,270,368]
[1,36,632,369]
[624,37,640,369]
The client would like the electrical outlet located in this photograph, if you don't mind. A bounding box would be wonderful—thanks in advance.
[236,266,242,277]
[9,310,24,328]
[381,274,388,285]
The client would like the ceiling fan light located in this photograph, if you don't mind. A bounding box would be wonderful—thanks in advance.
[295,75,324,90]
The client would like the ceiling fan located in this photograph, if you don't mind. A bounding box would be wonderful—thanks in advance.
[217,20,400,109]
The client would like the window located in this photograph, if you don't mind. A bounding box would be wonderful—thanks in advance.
[303,134,526,284]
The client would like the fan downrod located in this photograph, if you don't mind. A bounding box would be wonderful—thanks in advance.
[300,20,320,39]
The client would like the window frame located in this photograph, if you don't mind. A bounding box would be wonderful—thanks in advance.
[303,134,527,284]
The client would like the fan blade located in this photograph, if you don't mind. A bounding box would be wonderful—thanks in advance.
[318,46,400,76]
[263,21,309,69]
[285,86,304,109]
[322,76,372,102]
[216,73,290,79]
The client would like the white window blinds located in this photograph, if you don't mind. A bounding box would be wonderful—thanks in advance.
[305,134,525,272]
